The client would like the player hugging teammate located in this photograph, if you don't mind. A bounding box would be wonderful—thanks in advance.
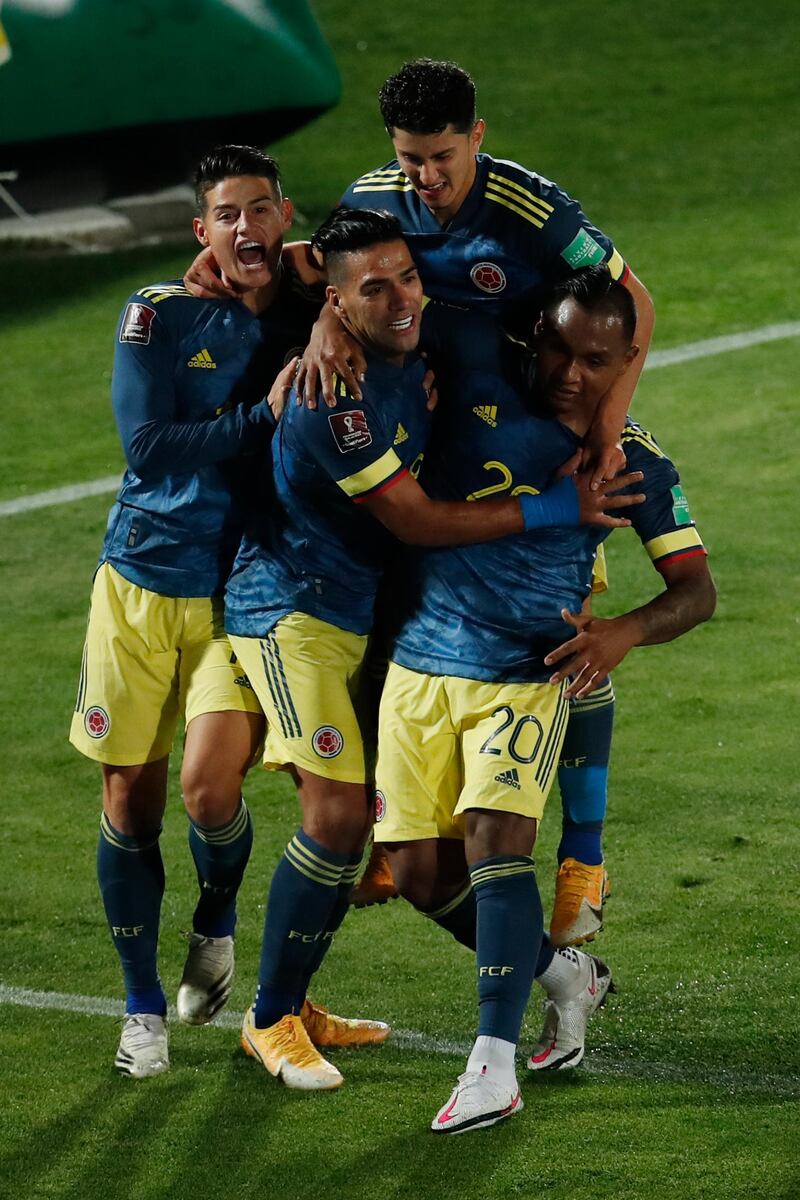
[72,59,714,1136]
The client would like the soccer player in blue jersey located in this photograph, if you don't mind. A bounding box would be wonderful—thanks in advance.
[223,209,642,1091]
[68,145,325,1078]
[372,266,715,1133]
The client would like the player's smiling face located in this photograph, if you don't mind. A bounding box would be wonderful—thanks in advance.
[193,175,293,298]
[327,240,423,365]
[390,121,485,223]
[535,298,638,426]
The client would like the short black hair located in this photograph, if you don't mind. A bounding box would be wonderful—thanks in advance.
[545,266,637,343]
[193,145,281,214]
[379,59,476,135]
[311,206,407,280]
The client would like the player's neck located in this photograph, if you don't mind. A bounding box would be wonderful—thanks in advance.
[241,262,284,315]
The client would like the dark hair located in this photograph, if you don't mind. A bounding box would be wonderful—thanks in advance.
[311,206,406,279]
[379,59,476,135]
[546,266,637,343]
[193,145,281,214]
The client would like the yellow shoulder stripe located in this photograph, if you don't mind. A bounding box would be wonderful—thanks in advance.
[352,182,414,194]
[591,542,609,593]
[606,249,625,280]
[337,448,402,498]
[485,189,546,229]
[357,168,407,182]
[139,284,192,304]
[644,528,703,561]
[488,171,555,213]
[622,426,665,459]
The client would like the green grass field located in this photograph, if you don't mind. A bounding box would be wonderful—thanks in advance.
[1,1,799,1197]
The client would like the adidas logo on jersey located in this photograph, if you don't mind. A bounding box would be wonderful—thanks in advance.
[473,405,498,427]
[494,768,521,790]
[188,348,216,369]
[394,422,409,445]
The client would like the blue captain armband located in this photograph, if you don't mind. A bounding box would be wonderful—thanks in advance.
[518,476,580,530]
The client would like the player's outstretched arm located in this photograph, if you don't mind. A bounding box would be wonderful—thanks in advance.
[544,555,716,699]
[361,467,645,548]
[583,269,655,487]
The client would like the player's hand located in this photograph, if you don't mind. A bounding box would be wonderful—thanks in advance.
[183,247,238,301]
[574,467,644,527]
[296,308,367,409]
[581,420,627,490]
[545,608,641,698]
[422,365,438,412]
[267,357,300,422]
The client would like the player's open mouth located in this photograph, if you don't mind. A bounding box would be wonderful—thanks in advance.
[389,315,415,331]
[419,182,446,198]
[236,240,267,267]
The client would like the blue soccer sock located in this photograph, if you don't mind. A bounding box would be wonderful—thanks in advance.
[97,813,166,1016]
[305,852,362,979]
[425,881,477,950]
[557,678,615,866]
[470,855,544,1045]
[188,798,253,938]
[253,829,351,1028]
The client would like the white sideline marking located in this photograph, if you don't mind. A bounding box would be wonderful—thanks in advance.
[1,321,798,520]
[643,320,800,369]
[0,476,120,517]
[2,983,798,1097]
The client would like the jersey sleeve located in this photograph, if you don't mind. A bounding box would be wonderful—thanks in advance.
[488,165,627,284]
[112,290,271,482]
[291,377,407,503]
[621,423,708,571]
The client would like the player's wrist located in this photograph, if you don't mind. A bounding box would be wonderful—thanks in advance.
[518,477,580,531]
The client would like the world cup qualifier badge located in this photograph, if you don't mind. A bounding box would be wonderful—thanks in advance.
[84,706,110,738]
[312,725,344,758]
[329,409,373,453]
[470,262,507,294]
[374,790,386,822]
[119,302,156,345]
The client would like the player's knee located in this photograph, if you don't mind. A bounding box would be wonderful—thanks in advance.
[180,763,241,826]
[465,810,538,863]
[385,845,440,910]
[302,789,373,855]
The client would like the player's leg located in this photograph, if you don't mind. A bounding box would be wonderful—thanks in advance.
[387,838,475,948]
[231,618,389,1089]
[177,710,263,1024]
[175,603,265,1024]
[432,677,569,1133]
[552,678,615,947]
[430,807,539,1135]
[69,565,181,1077]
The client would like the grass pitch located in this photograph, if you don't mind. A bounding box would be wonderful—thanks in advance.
[1,1,799,1197]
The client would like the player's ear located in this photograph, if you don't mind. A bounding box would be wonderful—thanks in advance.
[193,216,209,247]
[327,284,344,319]
[280,198,294,231]
[471,119,486,152]
[620,344,640,373]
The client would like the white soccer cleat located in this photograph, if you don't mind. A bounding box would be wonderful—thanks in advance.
[115,1013,169,1078]
[431,1070,523,1135]
[527,952,614,1072]
[177,932,234,1025]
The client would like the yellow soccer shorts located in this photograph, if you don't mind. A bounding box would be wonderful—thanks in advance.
[373,662,569,843]
[229,612,374,785]
[69,563,262,766]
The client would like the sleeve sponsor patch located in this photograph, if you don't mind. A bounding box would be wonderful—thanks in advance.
[670,484,693,526]
[119,302,157,345]
[561,228,606,269]
[328,410,373,454]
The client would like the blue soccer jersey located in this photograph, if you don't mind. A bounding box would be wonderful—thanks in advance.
[388,306,706,683]
[100,273,316,598]
[342,153,627,319]
[225,353,433,638]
